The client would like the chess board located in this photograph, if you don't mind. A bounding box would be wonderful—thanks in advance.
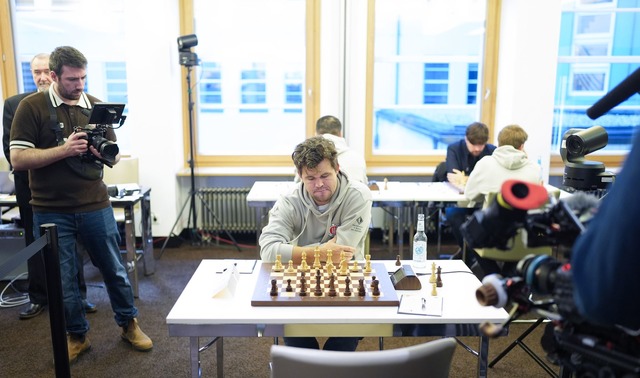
[251,262,399,307]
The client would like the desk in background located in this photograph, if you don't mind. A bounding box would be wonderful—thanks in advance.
[246,181,465,259]
[0,188,155,298]
[110,187,155,298]
[167,258,508,378]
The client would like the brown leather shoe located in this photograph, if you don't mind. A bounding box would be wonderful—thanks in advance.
[121,318,153,351]
[67,334,91,364]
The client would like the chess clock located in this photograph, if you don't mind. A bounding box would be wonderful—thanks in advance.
[390,265,422,290]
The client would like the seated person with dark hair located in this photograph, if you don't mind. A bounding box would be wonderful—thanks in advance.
[444,122,496,263]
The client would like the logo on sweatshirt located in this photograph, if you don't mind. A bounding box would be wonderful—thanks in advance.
[329,224,337,237]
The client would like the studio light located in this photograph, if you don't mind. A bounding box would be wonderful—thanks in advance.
[177,34,199,67]
[177,34,198,51]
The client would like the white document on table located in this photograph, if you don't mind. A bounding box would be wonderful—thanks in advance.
[398,294,443,316]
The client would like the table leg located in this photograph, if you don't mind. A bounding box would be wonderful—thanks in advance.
[216,337,224,378]
[477,335,489,378]
[254,208,263,258]
[123,206,139,298]
[397,207,405,259]
[190,337,200,378]
[140,190,155,275]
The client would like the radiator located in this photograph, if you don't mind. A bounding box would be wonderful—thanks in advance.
[198,187,255,233]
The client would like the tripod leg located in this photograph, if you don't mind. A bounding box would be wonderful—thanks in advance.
[158,193,193,258]
[196,191,241,252]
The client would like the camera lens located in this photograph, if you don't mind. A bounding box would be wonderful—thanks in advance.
[93,136,119,161]
[566,126,608,156]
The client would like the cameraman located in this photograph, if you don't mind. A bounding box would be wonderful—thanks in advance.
[9,46,152,363]
[571,130,640,331]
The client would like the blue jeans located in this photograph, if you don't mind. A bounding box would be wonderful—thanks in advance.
[283,337,361,351]
[34,206,138,336]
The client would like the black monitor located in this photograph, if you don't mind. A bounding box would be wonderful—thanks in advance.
[88,102,126,125]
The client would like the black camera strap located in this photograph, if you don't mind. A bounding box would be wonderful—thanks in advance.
[44,89,65,146]
[44,89,104,180]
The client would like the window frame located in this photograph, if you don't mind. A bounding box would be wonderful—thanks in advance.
[179,0,320,169]
[363,0,502,168]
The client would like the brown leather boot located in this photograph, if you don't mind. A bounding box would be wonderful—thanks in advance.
[121,318,153,351]
[67,334,91,364]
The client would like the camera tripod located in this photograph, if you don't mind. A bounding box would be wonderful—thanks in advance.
[159,62,240,258]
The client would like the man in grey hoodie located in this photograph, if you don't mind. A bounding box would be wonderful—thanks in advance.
[259,136,372,351]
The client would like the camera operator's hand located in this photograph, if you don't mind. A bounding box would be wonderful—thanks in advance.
[64,131,89,157]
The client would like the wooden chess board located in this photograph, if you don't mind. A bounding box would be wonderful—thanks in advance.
[251,262,399,307]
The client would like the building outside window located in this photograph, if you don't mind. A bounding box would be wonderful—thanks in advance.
[9,0,131,153]
[553,0,640,153]
[371,0,489,155]
[191,0,308,157]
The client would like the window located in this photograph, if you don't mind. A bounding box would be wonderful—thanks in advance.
[467,63,479,105]
[105,62,128,105]
[368,0,494,158]
[188,0,314,161]
[423,63,449,104]
[8,0,132,153]
[553,0,640,153]
[200,62,223,112]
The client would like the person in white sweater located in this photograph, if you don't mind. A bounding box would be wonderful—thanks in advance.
[462,124,541,278]
[315,115,368,185]
[464,124,541,206]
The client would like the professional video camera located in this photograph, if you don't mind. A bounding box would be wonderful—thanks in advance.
[462,180,640,376]
[76,102,126,167]
[477,255,640,377]
[460,179,590,251]
[560,125,615,193]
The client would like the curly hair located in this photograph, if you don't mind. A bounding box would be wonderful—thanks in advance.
[292,136,338,175]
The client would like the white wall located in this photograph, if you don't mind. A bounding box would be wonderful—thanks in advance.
[493,0,562,184]
[122,0,184,236]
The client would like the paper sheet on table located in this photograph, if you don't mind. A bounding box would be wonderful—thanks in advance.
[398,294,443,316]
[212,264,240,298]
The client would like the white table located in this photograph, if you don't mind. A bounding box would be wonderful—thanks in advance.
[246,181,465,258]
[166,259,509,378]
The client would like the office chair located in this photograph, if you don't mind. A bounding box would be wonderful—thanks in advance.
[270,337,457,378]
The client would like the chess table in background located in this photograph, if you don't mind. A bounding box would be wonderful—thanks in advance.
[251,262,399,306]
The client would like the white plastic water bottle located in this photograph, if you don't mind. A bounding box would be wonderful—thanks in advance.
[413,213,427,268]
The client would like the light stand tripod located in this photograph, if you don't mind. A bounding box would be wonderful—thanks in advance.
[160,35,240,257]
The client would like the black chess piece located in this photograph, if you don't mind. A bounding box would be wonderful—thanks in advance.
[314,272,323,296]
[328,275,337,297]
[395,255,401,266]
[372,279,380,296]
[270,279,278,296]
[286,278,293,292]
[436,266,443,288]
[299,276,307,296]
[344,276,352,296]
[358,278,366,297]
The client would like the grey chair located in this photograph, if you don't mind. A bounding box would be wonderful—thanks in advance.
[270,337,457,378]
